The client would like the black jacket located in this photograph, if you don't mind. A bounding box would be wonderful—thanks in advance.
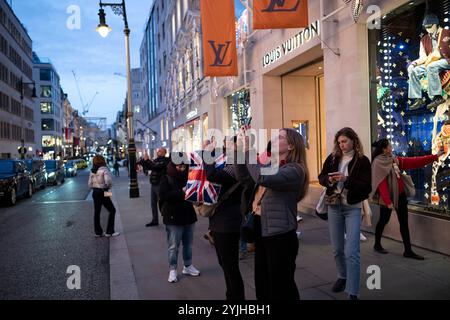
[141,156,169,185]
[204,163,243,234]
[318,154,372,205]
[158,170,197,226]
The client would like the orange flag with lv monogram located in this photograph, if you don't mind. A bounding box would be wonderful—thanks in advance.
[253,0,309,29]
[200,0,238,77]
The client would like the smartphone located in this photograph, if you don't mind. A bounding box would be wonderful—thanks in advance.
[328,172,341,176]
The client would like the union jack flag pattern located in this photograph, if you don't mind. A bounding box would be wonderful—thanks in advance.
[184,151,227,205]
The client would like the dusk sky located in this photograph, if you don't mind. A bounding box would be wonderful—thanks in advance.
[11,0,246,126]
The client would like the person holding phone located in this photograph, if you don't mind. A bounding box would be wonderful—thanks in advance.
[235,125,309,300]
[318,128,372,300]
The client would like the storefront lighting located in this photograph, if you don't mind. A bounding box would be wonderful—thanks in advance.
[445,18,449,23]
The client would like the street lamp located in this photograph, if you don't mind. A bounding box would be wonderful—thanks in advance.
[96,0,139,198]
[18,77,37,159]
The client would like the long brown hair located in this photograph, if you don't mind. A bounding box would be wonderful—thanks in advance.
[283,128,309,201]
[332,127,365,160]
[93,155,106,167]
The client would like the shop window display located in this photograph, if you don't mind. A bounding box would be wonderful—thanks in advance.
[369,0,450,217]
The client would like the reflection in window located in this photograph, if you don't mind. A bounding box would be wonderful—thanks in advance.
[369,0,450,216]
[40,68,51,81]
[41,86,52,98]
[41,119,54,131]
[227,89,251,133]
[42,135,55,147]
[40,102,53,114]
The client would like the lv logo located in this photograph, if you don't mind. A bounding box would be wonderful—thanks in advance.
[261,0,300,12]
[208,41,233,67]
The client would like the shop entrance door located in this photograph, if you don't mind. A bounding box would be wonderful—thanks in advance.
[281,61,326,182]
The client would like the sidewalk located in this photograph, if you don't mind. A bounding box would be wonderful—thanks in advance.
[111,169,450,300]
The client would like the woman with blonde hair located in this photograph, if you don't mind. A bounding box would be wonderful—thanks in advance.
[318,127,372,300]
[236,127,309,300]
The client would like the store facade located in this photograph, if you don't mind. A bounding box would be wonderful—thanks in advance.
[209,0,450,254]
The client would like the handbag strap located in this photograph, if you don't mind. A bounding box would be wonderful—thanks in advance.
[216,181,241,206]
[335,157,358,196]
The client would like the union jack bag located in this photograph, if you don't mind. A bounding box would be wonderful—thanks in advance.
[184,151,226,205]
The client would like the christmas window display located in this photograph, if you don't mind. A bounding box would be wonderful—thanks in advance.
[370,0,450,217]
[227,89,251,133]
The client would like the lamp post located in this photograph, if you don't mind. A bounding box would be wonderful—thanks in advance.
[18,77,37,160]
[96,0,139,198]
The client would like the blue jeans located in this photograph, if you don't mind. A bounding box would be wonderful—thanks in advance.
[328,204,361,296]
[408,59,450,99]
[166,224,195,270]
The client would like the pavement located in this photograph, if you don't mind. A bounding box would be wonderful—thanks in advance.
[111,169,450,300]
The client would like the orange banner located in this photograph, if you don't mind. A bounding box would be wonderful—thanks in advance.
[200,0,238,77]
[253,0,309,29]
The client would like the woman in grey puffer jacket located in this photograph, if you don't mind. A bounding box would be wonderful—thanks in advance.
[88,155,118,237]
[236,128,309,301]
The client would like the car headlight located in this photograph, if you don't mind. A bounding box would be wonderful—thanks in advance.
[68,168,73,172]
[48,172,55,178]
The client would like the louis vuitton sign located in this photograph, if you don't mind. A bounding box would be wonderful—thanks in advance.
[262,20,320,68]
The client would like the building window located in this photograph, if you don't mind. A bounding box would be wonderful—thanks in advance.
[369,0,450,217]
[0,34,8,56]
[0,91,9,112]
[40,68,51,81]
[0,62,8,83]
[0,122,10,139]
[11,124,21,141]
[40,102,53,114]
[42,135,55,147]
[41,85,52,98]
[41,119,55,131]
[10,98,21,117]
[24,107,33,121]
[25,128,34,143]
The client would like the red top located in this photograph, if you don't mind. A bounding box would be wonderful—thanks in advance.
[377,155,438,206]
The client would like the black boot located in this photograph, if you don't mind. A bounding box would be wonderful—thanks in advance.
[427,96,446,109]
[403,250,424,260]
[332,278,346,293]
[374,244,389,254]
[146,221,159,227]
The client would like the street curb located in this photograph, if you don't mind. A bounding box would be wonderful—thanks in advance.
[109,188,140,300]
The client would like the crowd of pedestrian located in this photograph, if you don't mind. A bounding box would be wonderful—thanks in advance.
[87,124,445,301]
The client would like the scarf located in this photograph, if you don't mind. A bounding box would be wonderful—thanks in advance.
[370,154,400,209]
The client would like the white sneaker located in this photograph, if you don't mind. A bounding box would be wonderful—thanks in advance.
[297,216,303,222]
[296,231,302,239]
[168,270,178,283]
[360,233,367,242]
[182,265,200,276]
[105,232,120,237]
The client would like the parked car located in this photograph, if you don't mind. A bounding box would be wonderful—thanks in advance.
[44,160,65,186]
[74,159,88,169]
[64,160,78,177]
[25,159,47,192]
[0,160,33,206]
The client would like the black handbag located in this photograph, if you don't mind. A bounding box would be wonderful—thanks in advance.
[241,188,266,243]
